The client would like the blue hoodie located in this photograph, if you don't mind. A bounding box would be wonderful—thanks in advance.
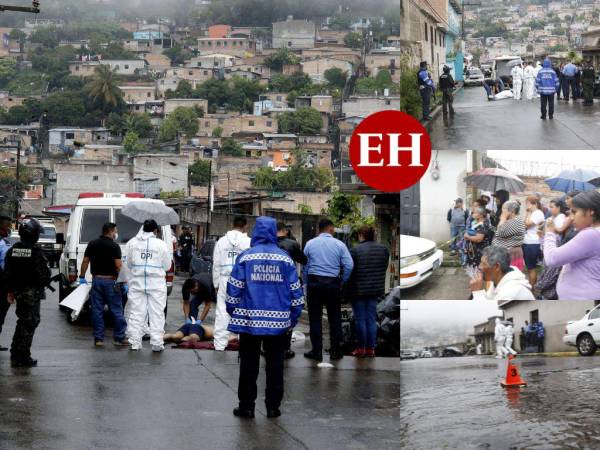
[226,216,304,336]
[536,59,560,95]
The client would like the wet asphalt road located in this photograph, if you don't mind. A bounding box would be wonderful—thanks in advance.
[399,267,470,300]
[400,355,600,450]
[0,274,400,450]
[429,87,600,150]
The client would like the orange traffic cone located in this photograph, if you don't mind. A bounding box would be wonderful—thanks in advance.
[500,354,527,387]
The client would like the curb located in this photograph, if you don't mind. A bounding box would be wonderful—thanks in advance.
[514,352,580,358]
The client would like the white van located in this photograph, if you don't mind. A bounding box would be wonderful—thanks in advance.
[58,192,175,301]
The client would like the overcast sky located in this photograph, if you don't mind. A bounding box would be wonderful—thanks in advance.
[400,301,502,329]
[488,150,600,165]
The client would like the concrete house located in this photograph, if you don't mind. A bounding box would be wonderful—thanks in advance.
[164,98,209,116]
[49,128,111,154]
[272,17,316,49]
[196,114,277,138]
[197,37,255,57]
[69,59,147,76]
[301,57,353,83]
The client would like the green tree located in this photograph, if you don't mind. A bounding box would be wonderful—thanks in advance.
[264,48,300,71]
[278,107,322,135]
[123,131,146,154]
[125,113,153,138]
[324,67,348,90]
[8,29,26,53]
[158,107,198,142]
[344,32,362,49]
[189,159,211,186]
[163,43,192,66]
[329,13,353,31]
[85,65,123,110]
[326,191,360,224]
[221,138,244,156]
[212,126,223,137]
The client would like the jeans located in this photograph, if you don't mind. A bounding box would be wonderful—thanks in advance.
[352,299,378,349]
[450,224,465,250]
[90,278,127,341]
[420,87,431,118]
[238,332,287,410]
[563,76,576,100]
[307,275,342,355]
[540,94,554,118]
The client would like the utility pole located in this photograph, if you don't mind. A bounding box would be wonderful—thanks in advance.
[0,2,40,14]
[14,137,21,220]
[205,159,212,241]
[227,172,231,213]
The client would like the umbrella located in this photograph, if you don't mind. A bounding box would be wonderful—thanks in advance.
[121,201,179,226]
[545,168,600,193]
[464,168,526,193]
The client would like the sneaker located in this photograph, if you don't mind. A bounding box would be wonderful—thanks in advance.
[233,407,255,418]
[284,349,295,359]
[130,345,141,351]
[94,340,104,348]
[113,339,129,347]
[349,348,365,358]
[152,345,164,353]
[540,115,546,120]
[267,408,281,418]
[303,350,323,362]
[11,357,37,368]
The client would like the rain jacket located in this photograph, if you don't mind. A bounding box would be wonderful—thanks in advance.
[226,216,304,336]
[472,267,535,301]
[536,59,560,95]
[212,229,251,288]
[125,230,172,292]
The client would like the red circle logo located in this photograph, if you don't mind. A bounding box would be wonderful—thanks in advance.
[349,110,431,192]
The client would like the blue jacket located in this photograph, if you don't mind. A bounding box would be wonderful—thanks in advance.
[418,69,435,89]
[536,60,560,95]
[226,216,304,336]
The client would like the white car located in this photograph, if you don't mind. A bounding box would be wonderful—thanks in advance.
[563,305,600,356]
[400,234,443,289]
[465,68,485,86]
[420,350,432,358]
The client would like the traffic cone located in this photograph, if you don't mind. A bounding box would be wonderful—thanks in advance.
[500,354,527,387]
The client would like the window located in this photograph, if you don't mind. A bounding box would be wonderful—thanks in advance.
[80,209,110,243]
[205,121,209,127]
[590,308,600,320]
[223,41,228,46]
[204,70,208,75]
[276,96,282,101]
[248,120,254,126]
[125,65,129,69]
[114,209,143,244]
[232,41,237,46]
[424,23,427,41]
[246,151,251,157]
[147,92,151,97]
[93,175,99,181]
[208,41,212,46]
[41,227,56,240]
[75,66,79,71]
[266,121,272,127]
[288,41,292,47]
[189,71,193,75]
[65,132,75,139]
[217,41,221,46]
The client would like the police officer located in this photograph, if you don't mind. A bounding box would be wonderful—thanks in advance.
[417,61,435,121]
[4,218,50,367]
[438,65,455,116]
[582,60,595,106]
[0,215,13,351]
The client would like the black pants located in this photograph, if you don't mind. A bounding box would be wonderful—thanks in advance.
[238,333,287,410]
[307,275,342,355]
[541,94,554,118]
[10,289,41,361]
[0,288,10,336]
[420,87,431,118]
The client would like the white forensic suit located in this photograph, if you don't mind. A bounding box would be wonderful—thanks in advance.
[212,229,251,350]
[523,64,536,100]
[494,318,506,359]
[125,230,172,350]
[511,65,524,100]
[533,62,542,97]
[504,323,517,355]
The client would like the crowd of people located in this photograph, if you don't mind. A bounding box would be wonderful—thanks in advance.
[447,188,600,300]
[0,214,391,418]
[490,318,545,358]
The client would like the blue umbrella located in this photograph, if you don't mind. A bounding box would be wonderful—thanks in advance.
[545,169,600,193]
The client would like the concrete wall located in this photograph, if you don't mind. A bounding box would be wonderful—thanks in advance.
[197,114,277,137]
[419,150,472,243]
[500,301,596,352]
[260,191,331,215]
[301,58,352,83]
[119,86,156,103]
[133,154,189,195]
[342,96,400,116]
[55,163,134,204]
[164,98,209,116]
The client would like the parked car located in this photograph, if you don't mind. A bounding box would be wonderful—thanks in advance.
[464,67,485,86]
[189,239,216,279]
[400,350,418,360]
[420,350,433,358]
[400,235,443,289]
[442,347,463,357]
[563,305,600,356]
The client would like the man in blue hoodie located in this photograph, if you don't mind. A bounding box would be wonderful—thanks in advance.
[536,59,560,120]
[226,216,304,419]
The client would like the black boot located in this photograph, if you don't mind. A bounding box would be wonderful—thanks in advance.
[284,349,295,359]
[267,408,281,418]
[233,407,255,418]
[11,357,37,368]
[303,350,322,362]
